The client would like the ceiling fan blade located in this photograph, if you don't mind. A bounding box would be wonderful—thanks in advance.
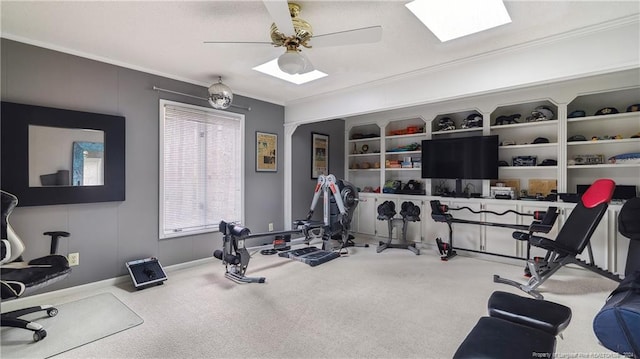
[311,25,383,48]
[263,0,295,36]
[203,41,273,45]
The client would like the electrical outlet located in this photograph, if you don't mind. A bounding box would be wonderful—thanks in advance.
[268,223,274,232]
[68,252,79,266]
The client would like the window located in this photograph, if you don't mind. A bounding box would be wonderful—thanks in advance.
[159,100,244,239]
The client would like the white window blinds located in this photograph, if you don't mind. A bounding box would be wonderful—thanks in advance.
[159,100,244,239]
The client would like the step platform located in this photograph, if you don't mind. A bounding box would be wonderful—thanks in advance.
[278,246,340,267]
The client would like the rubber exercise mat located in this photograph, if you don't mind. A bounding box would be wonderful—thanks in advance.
[1,292,143,358]
[278,246,340,266]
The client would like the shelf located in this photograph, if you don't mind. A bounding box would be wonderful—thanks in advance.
[432,127,482,136]
[384,150,421,155]
[348,137,381,143]
[385,133,425,140]
[385,168,420,171]
[567,138,640,146]
[491,119,558,130]
[500,166,558,170]
[567,163,640,169]
[499,143,557,150]
[347,87,639,199]
[348,153,381,158]
[567,112,638,124]
[348,168,381,172]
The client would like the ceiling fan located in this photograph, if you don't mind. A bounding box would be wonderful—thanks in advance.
[205,1,383,75]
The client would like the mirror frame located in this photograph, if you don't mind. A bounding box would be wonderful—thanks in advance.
[1,101,125,206]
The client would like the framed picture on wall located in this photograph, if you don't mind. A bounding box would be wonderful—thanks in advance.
[256,131,277,172]
[311,132,329,179]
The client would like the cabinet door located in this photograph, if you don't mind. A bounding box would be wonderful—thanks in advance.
[355,194,377,236]
[483,202,519,257]
[449,201,482,251]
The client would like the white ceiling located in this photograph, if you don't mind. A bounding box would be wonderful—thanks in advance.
[1,1,639,106]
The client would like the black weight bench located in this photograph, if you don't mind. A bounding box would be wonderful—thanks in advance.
[494,179,622,299]
[454,291,571,358]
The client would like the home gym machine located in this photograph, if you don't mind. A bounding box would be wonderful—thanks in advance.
[300,174,365,252]
[429,200,559,261]
[376,200,421,255]
[213,174,361,283]
[214,220,322,283]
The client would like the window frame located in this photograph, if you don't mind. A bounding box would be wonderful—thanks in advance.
[158,99,245,239]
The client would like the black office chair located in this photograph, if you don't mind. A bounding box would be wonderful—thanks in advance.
[1,190,72,342]
[494,178,621,299]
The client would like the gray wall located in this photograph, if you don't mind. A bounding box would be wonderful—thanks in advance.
[1,39,285,292]
[291,120,345,223]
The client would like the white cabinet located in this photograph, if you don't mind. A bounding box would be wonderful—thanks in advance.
[354,193,625,274]
[354,193,377,236]
[448,200,482,251]
[482,202,520,257]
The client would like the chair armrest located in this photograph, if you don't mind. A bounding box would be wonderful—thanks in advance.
[1,239,10,264]
[43,231,70,255]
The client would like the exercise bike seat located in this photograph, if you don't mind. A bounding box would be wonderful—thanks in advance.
[488,291,572,336]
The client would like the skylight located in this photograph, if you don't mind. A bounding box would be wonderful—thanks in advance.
[253,59,327,85]
[405,0,511,42]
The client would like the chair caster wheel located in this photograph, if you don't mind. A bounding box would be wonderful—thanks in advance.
[47,308,58,317]
[33,329,47,342]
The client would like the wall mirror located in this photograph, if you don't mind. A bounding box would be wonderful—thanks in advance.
[28,125,105,187]
[1,101,125,206]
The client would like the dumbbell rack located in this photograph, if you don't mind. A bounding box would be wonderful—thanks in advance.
[377,215,421,255]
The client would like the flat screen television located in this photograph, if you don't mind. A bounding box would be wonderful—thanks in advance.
[421,135,499,195]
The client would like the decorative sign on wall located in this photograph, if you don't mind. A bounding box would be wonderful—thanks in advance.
[256,131,277,172]
[311,132,329,179]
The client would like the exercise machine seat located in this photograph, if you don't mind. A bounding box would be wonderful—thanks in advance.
[1,190,71,342]
[592,197,640,357]
[453,317,556,359]
[454,291,571,359]
[488,291,571,336]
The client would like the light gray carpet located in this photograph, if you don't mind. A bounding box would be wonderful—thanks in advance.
[3,238,625,358]
[1,292,143,359]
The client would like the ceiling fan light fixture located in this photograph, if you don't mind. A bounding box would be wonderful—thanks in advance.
[208,76,233,109]
[277,50,306,75]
